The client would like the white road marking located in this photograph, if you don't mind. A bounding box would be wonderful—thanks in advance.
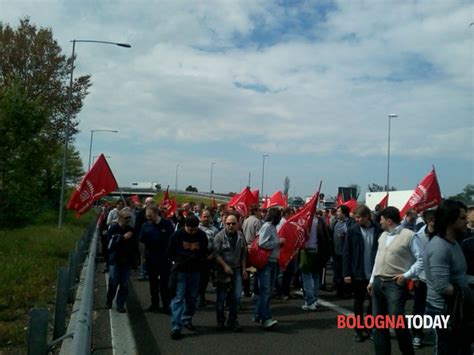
[317,298,354,316]
[105,273,138,355]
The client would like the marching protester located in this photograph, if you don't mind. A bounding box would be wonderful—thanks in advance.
[140,205,175,314]
[135,197,156,281]
[343,204,382,342]
[198,209,219,307]
[254,207,285,329]
[333,205,355,298]
[168,215,209,340]
[424,200,473,354]
[106,209,139,313]
[300,212,330,311]
[410,209,435,348]
[242,204,263,297]
[278,208,297,301]
[367,206,423,355]
[213,213,248,331]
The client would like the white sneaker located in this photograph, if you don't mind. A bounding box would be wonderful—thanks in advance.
[263,319,278,329]
[301,302,318,311]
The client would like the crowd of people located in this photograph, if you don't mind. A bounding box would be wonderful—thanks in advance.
[97,195,474,354]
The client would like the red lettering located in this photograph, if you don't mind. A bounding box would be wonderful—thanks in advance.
[375,315,384,329]
[365,315,374,329]
[395,315,406,329]
[346,315,356,329]
[386,315,394,329]
[337,315,346,329]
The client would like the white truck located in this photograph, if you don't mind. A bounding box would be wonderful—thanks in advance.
[365,190,414,211]
[130,182,161,190]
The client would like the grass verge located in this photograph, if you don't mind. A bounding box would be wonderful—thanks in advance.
[0,209,94,350]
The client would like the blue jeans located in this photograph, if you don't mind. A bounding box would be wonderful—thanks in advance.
[255,262,278,322]
[372,277,414,355]
[107,264,131,309]
[425,303,472,355]
[170,272,200,331]
[216,268,242,324]
[302,271,320,305]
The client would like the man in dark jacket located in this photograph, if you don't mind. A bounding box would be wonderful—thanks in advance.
[343,204,382,342]
[106,209,139,313]
[168,215,209,340]
[140,205,175,313]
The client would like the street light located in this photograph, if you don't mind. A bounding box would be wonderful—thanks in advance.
[88,129,118,170]
[175,164,180,192]
[386,114,398,197]
[261,154,269,198]
[58,39,131,228]
[210,162,216,194]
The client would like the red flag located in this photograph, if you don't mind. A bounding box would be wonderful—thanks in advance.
[261,195,269,209]
[67,154,118,217]
[160,186,177,218]
[400,167,442,217]
[228,191,241,206]
[131,194,140,206]
[278,189,320,270]
[228,186,255,217]
[268,191,287,208]
[251,189,260,205]
[378,193,389,209]
[342,198,358,213]
[337,194,343,205]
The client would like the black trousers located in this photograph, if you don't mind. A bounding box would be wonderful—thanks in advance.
[146,261,171,310]
[412,280,427,337]
[352,279,372,334]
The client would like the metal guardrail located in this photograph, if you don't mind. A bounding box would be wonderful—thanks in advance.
[27,219,96,355]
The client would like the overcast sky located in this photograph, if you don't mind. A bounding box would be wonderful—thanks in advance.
[2,0,473,199]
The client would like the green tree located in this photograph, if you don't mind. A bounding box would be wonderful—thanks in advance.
[0,17,91,144]
[448,184,474,205]
[0,81,50,226]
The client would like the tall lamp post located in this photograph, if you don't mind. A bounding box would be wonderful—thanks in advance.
[261,154,269,198]
[210,162,216,194]
[386,114,398,197]
[175,164,180,192]
[88,129,118,170]
[58,39,131,228]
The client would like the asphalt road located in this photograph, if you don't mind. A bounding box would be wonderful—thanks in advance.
[119,268,434,355]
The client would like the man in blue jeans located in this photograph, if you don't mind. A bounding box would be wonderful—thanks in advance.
[367,207,422,355]
[168,215,208,340]
[213,213,248,331]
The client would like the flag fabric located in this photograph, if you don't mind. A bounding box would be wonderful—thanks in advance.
[378,193,389,209]
[251,189,260,205]
[228,191,241,206]
[67,154,118,217]
[342,198,358,213]
[268,191,287,208]
[130,194,140,206]
[277,190,320,270]
[337,194,344,205]
[400,167,442,217]
[261,195,269,209]
[160,186,177,218]
[228,186,255,217]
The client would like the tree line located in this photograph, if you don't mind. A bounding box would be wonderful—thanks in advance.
[0,18,89,227]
